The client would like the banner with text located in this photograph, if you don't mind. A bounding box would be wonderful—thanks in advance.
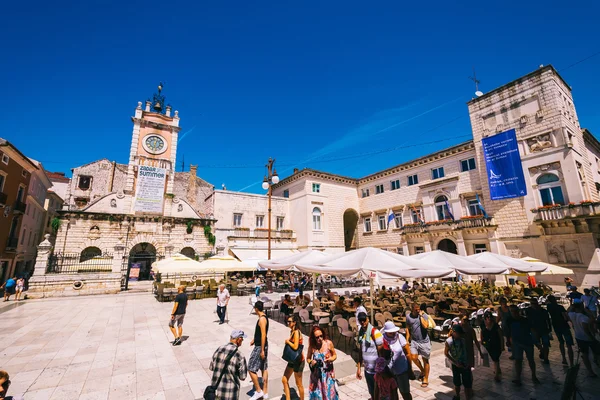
[134,166,166,213]
[482,129,527,200]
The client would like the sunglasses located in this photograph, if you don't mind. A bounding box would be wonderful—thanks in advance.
[287,320,294,324]
[314,334,323,339]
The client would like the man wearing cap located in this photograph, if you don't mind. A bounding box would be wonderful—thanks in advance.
[248,300,269,400]
[209,330,248,400]
[405,303,431,387]
[356,312,383,400]
[381,321,413,400]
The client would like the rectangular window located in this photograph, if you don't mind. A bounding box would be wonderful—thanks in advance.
[0,174,5,192]
[394,213,402,229]
[312,212,322,230]
[283,189,289,198]
[78,175,92,190]
[233,213,243,227]
[414,246,425,254]
[361,188,370,198]
[407,174,418,186]
[396,247,404,255]
[1,154,8,165]
[276,217,284,230]
[411,207,422,224]
[312,183,321,193]
[16,186,24,202]
[375,184,384,194]
[391,179,400,190]
[468,199,480,216]
[22,170,27,178]
[378,215,387,230]
[540,187,565,206]
[431,167,445,180]
[460,158,477,172]
[256,215,264,228]
[364,217,372,232]
[474,244,488,254]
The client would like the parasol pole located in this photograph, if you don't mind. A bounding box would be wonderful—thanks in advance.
[312,273,316,304]
[369,272,375,324]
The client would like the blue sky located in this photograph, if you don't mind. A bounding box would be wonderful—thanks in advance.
[2,1,599,193]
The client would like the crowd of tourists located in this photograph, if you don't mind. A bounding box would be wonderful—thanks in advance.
[164,276,600,400]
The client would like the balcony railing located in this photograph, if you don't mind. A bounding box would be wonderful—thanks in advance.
[532,202,600,221]
[0,192,7,205]
[400,217,494,234]
[5,237,18,250]
[13,200,26,213]
[221,228,295,239]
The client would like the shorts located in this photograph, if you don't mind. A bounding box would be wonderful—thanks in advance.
[532,332,550,347]
[511,342,534,361]
[287,359,305,373]
[16,285,24,292]
[451,365,473,388]
[554,328,574,346]
[576,339,600,354]
[410,339,431,359]
[168,314,185,328]
[5,286,15,295]
[248,344,269,373]
[394,371,410,394]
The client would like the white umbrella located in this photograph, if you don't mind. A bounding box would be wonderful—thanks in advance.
[200,255,256,273]
[258,250,330,270]
[152,253,206,274]
[413,250,509,275]
[520,257,574,275]
[469,252,548,273]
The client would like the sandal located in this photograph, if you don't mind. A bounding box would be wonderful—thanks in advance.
[421,382,429,388]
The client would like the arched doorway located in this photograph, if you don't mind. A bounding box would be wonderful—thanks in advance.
[438,239,458,254]
[343,209,359,251]
[129,242,157,281]
[80,246,102,262]
[180,247,196,259]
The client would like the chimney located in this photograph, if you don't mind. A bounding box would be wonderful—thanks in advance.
[187,165,198,206]
[293,168,299,174]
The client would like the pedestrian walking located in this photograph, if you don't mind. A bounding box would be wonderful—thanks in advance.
[526,298,552,364]
[356,312,383,399]
[567,286,583,304]
[248,300,269,400]
[568,300,600,377]
[374,356,398,400]
[169,285,187,346]
[546,295,575,366]
[307,326,338,400]
[458,309,482,369]
[207,330,248,400]
[216,284,230,324]
[582,288,598,318]
[282,315,305,400]
[480,310,504,381]
[14,278,25,301]
[380,321,412,400]
[1,277,16,302]
[405,303,431,387]
[496,297,512,356]
[506,305,539,386]
[445,324,473,400]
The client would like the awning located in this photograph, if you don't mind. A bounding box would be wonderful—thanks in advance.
[229,248,298,262]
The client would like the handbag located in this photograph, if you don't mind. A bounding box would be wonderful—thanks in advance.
[282,342,304,363]
[204,347,238,400]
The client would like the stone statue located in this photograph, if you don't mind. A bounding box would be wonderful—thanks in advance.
[110,199,117,208]
[527,134,553,152]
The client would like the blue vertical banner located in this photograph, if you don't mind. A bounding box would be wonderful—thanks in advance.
[482,129,527,200]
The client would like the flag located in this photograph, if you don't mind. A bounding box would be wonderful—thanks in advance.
[444,199,455,221]
[476,193,488,218]
[410,205,425,225]
[387,210,395,226]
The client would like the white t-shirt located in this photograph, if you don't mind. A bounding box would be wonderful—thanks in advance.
[217,288,230,307]
[568,311,592,341]
[386,333,409,375]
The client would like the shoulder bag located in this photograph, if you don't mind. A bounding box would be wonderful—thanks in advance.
[282,331,303,363]
[204,347,238,400]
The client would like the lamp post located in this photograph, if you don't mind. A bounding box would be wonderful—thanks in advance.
[262,158,279,260]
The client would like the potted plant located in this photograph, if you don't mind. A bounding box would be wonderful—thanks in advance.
[186,220,194,234]
[280,229,293,238]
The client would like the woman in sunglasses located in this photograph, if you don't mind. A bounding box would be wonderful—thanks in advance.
[307,326,338,399]
[282,315,305,400]
[481,311,504,381]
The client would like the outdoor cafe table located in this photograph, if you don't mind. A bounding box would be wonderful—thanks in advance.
[312,311,330,318]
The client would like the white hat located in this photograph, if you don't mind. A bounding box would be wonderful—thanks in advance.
[381,321,400,333]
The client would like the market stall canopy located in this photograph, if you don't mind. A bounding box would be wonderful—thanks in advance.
[152,253,205,274]
[296,247,453,279]
[200,255,256,273]
[412,250,509,275]
[258,250,331,270]
[229,248,297,262]
[469,252,548,273]
[520,256,575,275]
[243,257,265,270]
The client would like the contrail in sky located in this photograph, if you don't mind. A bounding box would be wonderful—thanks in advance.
[178,125,196,143]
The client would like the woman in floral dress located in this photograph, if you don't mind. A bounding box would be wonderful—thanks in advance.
[307,326,338,399]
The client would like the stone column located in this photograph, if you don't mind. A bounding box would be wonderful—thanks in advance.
[424,240,432,252]
[33,234,53,276]
[457,240,467,256]
[216,240,225,256]
[112,241,125,273]
[402,241,410,256]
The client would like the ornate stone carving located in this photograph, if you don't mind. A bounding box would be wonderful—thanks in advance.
[110,199,117,208]
[177,204,183,212]
[116,190,125,199]
[547,240,582,264]
[88,226,101,240]
[527,134,553,152]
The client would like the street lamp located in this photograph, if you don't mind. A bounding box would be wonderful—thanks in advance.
[262,158,279,260]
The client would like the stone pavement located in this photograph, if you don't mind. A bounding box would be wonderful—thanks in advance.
[0,290,599,399]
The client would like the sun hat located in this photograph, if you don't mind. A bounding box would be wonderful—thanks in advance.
[381,321,400,334]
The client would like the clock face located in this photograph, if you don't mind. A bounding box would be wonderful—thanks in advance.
[144,135,166,154]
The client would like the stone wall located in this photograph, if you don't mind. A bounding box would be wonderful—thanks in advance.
[68,160,127,209]
[27,273,121,298]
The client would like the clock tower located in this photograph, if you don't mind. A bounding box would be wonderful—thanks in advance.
[124,83,181,212]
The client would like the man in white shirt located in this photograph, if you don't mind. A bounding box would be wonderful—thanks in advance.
[568,300,600,377]
[353,296,367,322]
[216,284,230,325]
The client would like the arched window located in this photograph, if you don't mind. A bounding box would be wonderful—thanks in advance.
[312,207,322,230]
[180,247,196,259]
[434,195,450,220]
[536,173,565,206]
[80,246,102,262]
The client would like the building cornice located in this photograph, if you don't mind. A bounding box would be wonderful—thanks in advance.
[272,168,359,189]
[583,129,600,154]
[419,175,460,189]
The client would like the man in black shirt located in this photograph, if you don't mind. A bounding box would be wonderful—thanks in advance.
[546,295,574,366]
[526,298,552,364]
[567,286,583,304]
[169,285,188,346]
